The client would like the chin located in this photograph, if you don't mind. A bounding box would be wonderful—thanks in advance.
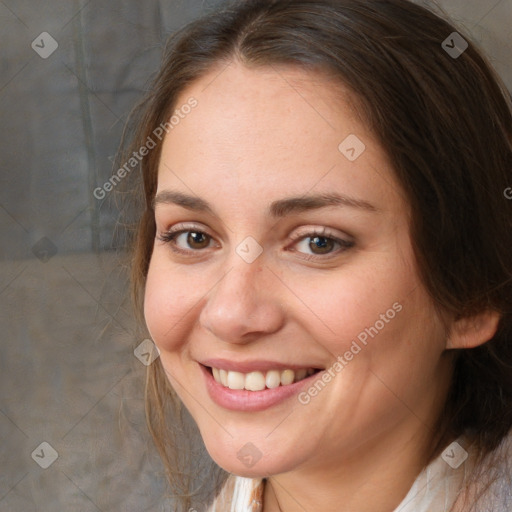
[204,439,302,478]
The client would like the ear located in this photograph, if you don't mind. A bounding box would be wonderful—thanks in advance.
[446,310,501,350]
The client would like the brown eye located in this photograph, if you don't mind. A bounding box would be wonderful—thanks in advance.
[291,229,355,260]
[187,231,210,249]
[157,228,215,254]
[308,236,335,254]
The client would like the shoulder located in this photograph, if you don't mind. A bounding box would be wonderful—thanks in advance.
[385,433,512,512]
[453,432,512,511]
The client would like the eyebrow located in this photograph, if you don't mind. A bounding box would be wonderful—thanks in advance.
[269,192,378,216]
[153,191,215,214]
[153,190,378,217]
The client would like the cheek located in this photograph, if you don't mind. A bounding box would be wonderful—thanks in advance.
[289,250,440,384]
[143,256,200,352]
[292,257,414,346]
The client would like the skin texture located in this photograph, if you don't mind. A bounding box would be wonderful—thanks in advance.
[143,62,498,512]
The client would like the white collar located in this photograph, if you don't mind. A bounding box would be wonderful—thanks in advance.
[207,436,512,511]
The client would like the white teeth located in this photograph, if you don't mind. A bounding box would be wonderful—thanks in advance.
[245,371,266,391]
[227,371,245,390]
[211,366,316,390]
[265,370,281,389]
[280,369,295,386]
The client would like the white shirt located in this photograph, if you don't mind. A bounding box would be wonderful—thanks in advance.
[206,435,512,511]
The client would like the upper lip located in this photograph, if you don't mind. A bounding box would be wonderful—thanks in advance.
[200,358,322,373]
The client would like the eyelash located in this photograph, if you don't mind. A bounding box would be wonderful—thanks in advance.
[156,225,354,260]
[289,228,355,260]
[157,227,216,256]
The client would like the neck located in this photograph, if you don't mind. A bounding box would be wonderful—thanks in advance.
[263,424,439,512]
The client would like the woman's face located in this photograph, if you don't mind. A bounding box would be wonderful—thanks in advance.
[144,62,452,477]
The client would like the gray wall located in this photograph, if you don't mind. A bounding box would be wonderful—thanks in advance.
[1,0,511,260]
[1,1,511,511]
[1,0,226,260]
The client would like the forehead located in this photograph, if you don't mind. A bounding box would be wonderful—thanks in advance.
[157,61,403,214]
[168,61,360,157]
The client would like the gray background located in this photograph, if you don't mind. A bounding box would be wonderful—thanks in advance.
[0,0,511,511]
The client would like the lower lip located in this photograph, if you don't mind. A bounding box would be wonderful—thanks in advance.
[201,364,321,412]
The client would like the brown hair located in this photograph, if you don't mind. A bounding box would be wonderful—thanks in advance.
[119,0,512,509]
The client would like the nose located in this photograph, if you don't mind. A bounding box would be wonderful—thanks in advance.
[199,260,284,344]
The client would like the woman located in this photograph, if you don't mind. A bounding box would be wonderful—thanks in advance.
[121,0,512,510]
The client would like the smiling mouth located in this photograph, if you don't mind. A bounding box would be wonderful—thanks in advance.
[206,366,321,391]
